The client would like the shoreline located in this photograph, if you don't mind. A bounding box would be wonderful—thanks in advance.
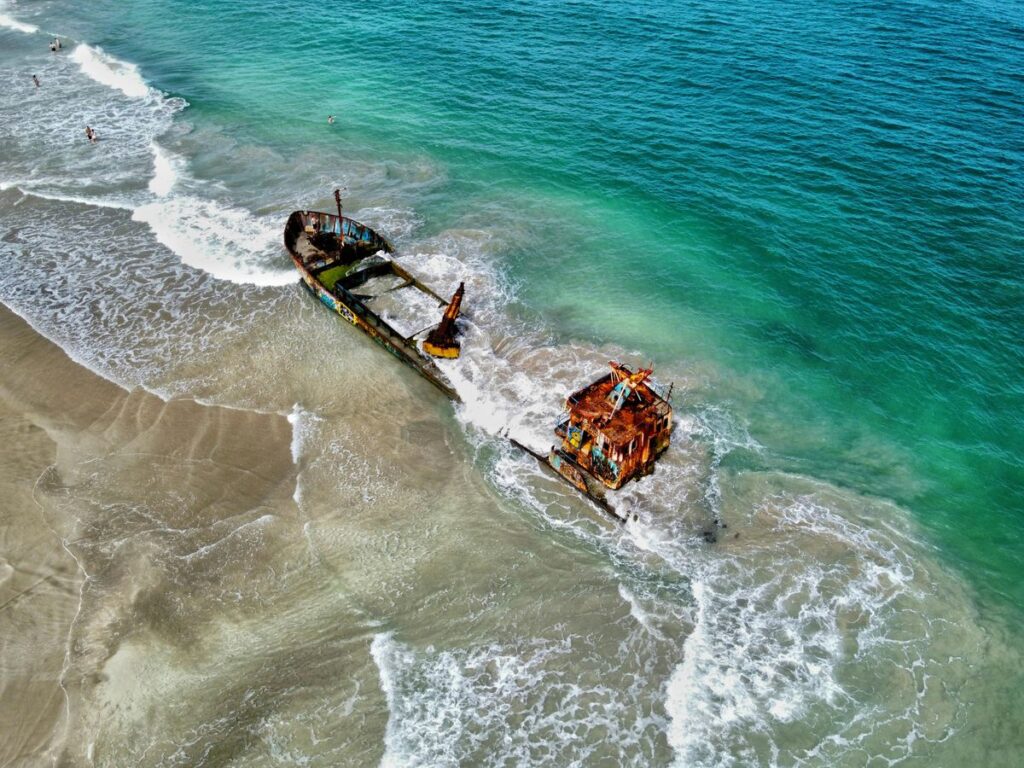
[4,0,1024,761]
[0,304,299,766]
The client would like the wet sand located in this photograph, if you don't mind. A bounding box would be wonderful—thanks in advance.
[0,317,78,768]
[0,305,298,766]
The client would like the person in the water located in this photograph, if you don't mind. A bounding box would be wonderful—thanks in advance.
[327,115,335,124]
[32,75,40,88]
[85,126,98,144]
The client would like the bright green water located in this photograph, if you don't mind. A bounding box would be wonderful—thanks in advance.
[2,0,1023,763]
[67,0,1022,606]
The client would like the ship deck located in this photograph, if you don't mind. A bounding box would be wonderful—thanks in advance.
[567,375,670,445]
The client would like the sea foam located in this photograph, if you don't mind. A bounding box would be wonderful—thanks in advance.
[71,44,152,99]
[60,42,294,287]
[132,196,297,287]
[371,631,621,767]
[0,12,36,33]
[0,1,37,34]
[148,142,180,197]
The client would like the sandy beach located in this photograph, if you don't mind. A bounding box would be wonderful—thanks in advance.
[0,305,298,766]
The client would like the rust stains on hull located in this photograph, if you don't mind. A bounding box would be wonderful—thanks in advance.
[284,209,461,401]
[284,206,672,521]
[423,282,465,359]
[553,362,673,489]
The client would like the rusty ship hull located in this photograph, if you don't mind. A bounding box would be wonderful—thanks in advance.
[285,209,661,524]
[285,209,460,401]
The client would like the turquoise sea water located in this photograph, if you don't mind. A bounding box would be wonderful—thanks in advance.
[61,0,1023,605]
[2,0,1023,764]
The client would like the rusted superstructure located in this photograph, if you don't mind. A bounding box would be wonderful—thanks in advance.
[546,362,672,503]
[284,199,464,400]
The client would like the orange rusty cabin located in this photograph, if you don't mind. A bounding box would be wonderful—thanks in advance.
[554,362,672,490]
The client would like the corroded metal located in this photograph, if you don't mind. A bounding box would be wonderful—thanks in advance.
[509,437,622,522]
[284,209,461,401]
[285,204,672,521]
[509,361,673,522]
[423,282,464,358]
[551,361,673,491]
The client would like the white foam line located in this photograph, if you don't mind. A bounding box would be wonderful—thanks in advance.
[70,43,152,99]
[8,185,134,211]
[178,514,275,562]
[618,583,665,639]
[370,632,402,768]
[665,579,708,766]
[0,2,37,34]
[0,13,36,33]
[285,404,320,506]
[148,142,179,197]
[131,196,298,287]
[8,35,282,288]
[286,405,304,466]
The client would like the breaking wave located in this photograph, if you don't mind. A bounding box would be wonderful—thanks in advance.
[0,0,37,34]
[367,231,981,765]
[0,35,296,289]
[148,140,181,197]
[132,196,296,287]
[0,11,1005,768]
[0,12,35,34]
[70,43,153,100]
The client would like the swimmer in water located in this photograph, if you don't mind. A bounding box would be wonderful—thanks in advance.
[327,115,335,124]
[32,75,40,88]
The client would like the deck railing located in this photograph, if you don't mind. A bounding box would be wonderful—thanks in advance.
[285,209,394,255]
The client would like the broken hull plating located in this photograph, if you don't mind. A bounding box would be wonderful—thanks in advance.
[286,210,459,401]
[296,278,457,401]
[508,439,625,523]
[286,209,624,519]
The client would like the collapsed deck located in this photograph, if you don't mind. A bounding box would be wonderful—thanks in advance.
[553,362,672,490]
[284,209,462,400]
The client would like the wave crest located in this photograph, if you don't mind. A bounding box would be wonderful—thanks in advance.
[71,44,153,99]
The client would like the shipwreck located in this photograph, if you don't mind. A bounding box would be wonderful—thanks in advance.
[284,191,465,400]
[509,362,674,519]
[286,193,674,521]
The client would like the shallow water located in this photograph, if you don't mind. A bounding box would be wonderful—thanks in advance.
[1,0,1023,765]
